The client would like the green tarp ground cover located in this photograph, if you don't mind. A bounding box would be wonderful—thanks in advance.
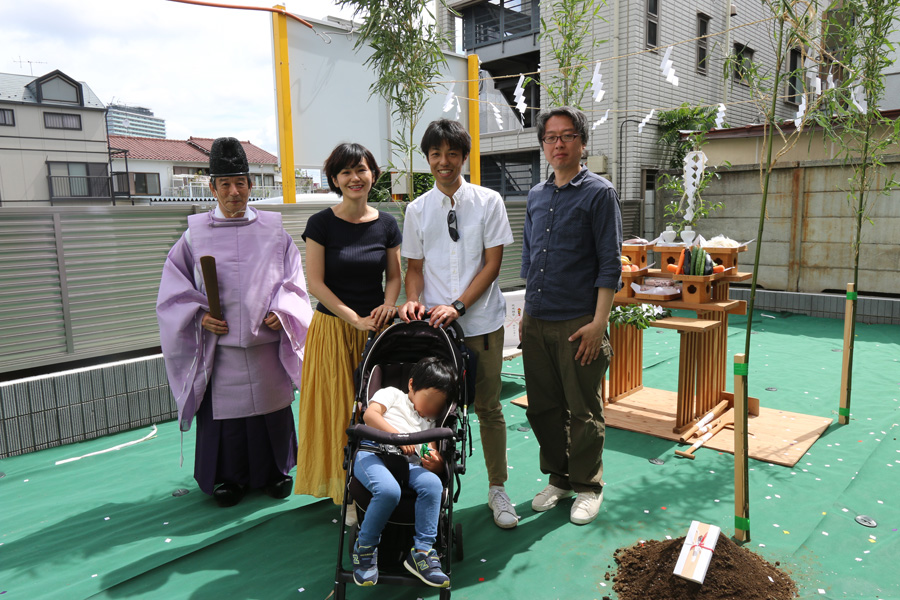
[1,312,897,599]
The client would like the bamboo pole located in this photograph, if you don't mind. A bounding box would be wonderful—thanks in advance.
[838,282,855,425]
[734,353,750,542]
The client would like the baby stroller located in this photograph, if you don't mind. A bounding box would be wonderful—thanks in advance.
[333,319,472,599]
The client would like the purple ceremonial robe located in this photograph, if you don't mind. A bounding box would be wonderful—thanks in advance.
[156,207,313,432]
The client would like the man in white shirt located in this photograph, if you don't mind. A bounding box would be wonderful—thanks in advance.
[399,119,518,529]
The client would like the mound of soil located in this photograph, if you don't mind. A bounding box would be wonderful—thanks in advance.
[605,535,797,600]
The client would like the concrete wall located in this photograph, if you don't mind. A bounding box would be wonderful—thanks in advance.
[656,158,900,295]
[0,103,109,206]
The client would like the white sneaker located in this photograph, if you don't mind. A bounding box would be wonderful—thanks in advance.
[344,501,359,527]
[531,484,575,512]
[488,486,519,529]
[570,490,604,525]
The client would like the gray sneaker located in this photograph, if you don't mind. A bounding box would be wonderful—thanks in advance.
[531,484,575,512]
[488,486,519,528]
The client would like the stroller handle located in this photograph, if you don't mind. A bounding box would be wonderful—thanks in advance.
[368,318,466,343]
[347,424,456,446]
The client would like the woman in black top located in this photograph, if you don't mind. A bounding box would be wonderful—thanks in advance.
[294,143,402,504]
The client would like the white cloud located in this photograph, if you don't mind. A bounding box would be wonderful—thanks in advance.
[4,0,357,156]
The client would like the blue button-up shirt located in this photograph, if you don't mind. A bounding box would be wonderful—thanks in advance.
[521,166,623,321]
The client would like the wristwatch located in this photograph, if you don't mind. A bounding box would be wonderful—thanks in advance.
[451,299,466,316]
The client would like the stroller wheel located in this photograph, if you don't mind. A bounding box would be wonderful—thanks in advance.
[440,587,452,600]
[454,522,464,561]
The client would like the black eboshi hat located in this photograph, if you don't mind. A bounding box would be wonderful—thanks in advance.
[209,137,249,177]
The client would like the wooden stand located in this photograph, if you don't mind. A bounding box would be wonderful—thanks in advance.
[609,323,643,401]
[704,244,747,270]
[611,272,758,434]
[651,244,684,271]
[621,244,650,269]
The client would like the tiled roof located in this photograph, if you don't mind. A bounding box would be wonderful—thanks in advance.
[108,135,210,162]
[108,135,278,165]
[0,70,104,109]
[188,137,278,165]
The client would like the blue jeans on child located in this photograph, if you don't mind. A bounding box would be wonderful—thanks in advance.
[354,451,443,550]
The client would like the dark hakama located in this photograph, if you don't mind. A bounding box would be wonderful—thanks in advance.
[193,386,298,495]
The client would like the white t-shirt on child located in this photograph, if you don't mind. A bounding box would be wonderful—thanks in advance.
[370,386,436,434]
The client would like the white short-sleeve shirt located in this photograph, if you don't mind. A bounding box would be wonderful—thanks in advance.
[401,180,514,336]
[370,386,436,434]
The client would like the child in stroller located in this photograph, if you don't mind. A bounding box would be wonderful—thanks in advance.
[351,356,457,589]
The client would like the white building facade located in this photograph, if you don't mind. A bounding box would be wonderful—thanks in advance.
[106,105,166,139]
[0,70,111,207]
[441,0,797,239]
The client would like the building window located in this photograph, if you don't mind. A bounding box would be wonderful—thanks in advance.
[0,108,13,126]
[733,44,754,83]
[47,162,109,198]
[786,48,803,105]
[646,0,659,48]
[39,77,81,104]
[696,14,710,74]
[133,173,161,195]
[44,112,82,130]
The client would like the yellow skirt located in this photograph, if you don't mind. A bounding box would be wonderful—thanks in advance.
[294,311,369,504]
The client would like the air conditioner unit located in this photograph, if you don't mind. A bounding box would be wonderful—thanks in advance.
[587,154,608,174]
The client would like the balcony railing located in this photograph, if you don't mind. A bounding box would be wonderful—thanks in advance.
[48,175,112,201]
[162,184,283,199]
[462,0,539,50]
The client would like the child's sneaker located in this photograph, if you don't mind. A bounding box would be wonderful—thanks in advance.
[403,547,450,588]
[352,542,378,586]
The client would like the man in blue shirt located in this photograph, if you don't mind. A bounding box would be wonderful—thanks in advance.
[520,106,622,525]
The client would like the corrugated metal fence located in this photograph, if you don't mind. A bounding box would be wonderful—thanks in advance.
[0,201,527,376]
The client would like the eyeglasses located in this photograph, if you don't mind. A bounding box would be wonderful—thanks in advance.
[447,209,459,242]
[541,133,581,145]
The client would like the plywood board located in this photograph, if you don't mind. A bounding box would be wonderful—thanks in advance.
[509,387,831,467]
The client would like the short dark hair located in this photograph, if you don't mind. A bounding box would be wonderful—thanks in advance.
[211,174,252,189]
[409,356,457,402]
[536,106,590,147]
[420,119,471,158]
[323,143,382,196]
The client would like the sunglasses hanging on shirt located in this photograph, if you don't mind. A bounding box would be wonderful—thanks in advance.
[447,208,459,242]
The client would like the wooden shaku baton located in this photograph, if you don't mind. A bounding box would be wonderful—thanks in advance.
[199,255,224,321]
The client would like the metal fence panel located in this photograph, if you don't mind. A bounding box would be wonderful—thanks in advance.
[0,201,529,375]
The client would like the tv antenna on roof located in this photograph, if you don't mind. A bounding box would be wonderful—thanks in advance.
[13,56,47,76]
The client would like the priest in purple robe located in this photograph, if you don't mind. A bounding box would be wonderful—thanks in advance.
[156,137,313,507]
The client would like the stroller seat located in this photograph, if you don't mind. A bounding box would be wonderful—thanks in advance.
[348,363,453,530]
